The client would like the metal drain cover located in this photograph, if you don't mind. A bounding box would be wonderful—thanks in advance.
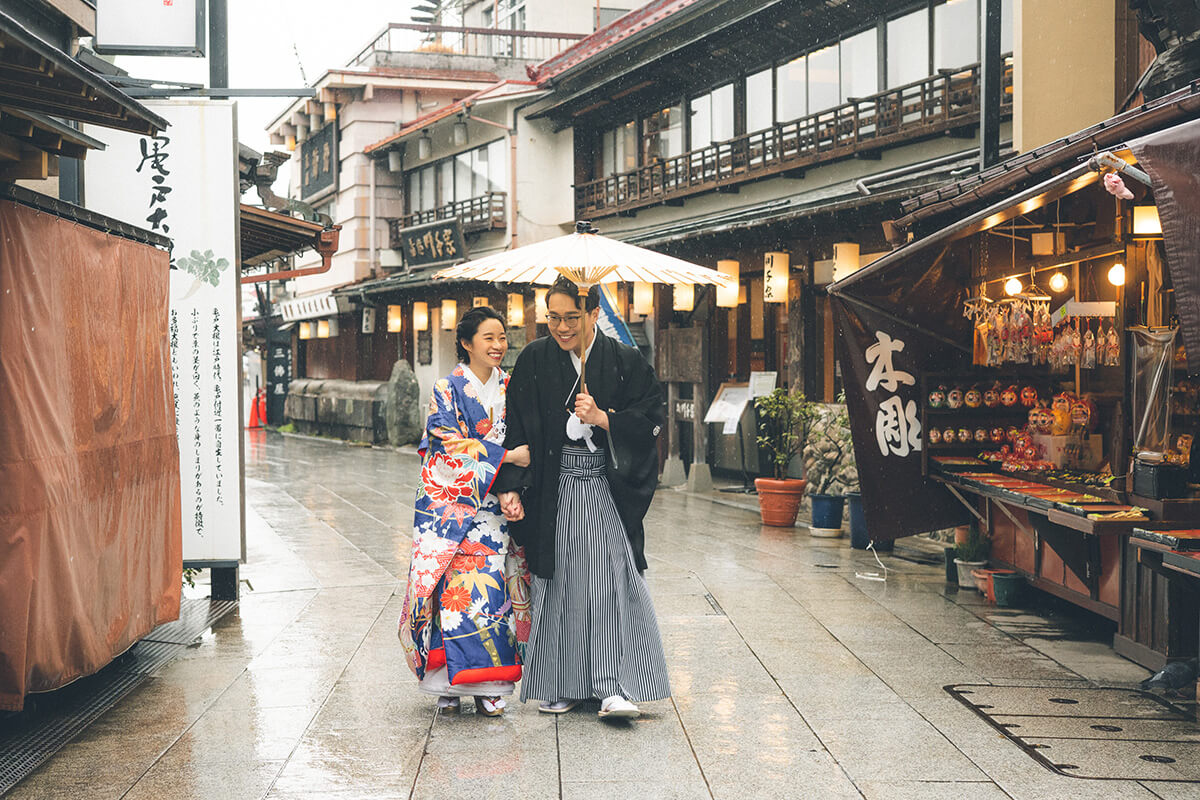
[947,684,1200,781]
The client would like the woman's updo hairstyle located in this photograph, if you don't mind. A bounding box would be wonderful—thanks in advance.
[544,275,600,312]
[455,305,505,362]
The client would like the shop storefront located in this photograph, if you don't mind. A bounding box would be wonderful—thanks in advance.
[831,97,1200,670]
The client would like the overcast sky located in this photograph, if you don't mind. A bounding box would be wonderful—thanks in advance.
[112,1,418,195]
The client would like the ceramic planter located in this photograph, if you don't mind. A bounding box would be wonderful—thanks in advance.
[954,558,988,589]
[755,478,807,527]
[810,493,846,529]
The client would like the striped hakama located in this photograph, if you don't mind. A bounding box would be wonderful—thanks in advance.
[520,445,671,704]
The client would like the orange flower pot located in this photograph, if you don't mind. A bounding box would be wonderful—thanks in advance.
[755,478,808,527]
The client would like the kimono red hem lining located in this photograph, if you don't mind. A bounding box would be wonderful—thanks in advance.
[451,665,522,685]
[426,648,447,671]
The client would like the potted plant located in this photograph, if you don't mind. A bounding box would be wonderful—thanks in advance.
[953,526,990,589]
[754,388,819,527]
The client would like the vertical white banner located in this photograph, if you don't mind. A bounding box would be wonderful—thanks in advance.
[84,100,244,564]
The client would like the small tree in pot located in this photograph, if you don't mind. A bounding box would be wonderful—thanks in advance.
[754,388,820,527]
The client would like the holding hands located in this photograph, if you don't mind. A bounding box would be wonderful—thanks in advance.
[499,491,525,522]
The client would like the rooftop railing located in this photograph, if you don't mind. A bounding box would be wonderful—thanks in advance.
[576,56,1014,218]
[349,23,585,67]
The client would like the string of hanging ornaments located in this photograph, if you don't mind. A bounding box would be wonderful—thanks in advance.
[967,217,1118,369]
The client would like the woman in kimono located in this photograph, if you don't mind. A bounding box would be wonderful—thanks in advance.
[399,305,531,717]
[495,276,670,720]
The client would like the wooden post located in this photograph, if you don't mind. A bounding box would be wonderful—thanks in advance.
[661,380,686,486]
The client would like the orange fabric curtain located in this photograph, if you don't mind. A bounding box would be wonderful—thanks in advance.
[0,199,182,711]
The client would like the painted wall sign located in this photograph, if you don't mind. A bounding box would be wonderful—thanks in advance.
[84,100,244,565]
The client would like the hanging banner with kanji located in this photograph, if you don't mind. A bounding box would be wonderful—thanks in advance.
[831,296,968,541]
[84,100,244,565]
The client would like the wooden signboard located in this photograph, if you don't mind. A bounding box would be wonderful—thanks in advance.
[655,326,704,384]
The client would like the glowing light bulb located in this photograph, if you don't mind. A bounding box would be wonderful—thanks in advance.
[1004,277,1022,296]
[1108,262,1126,286]
[1048,272,1068,293]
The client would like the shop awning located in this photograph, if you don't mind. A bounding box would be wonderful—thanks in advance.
[0,9,167,136]
[240,204,325,269]
[825,163,1106,543]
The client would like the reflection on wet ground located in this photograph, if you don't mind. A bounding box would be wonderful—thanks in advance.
[10,430,1184,800]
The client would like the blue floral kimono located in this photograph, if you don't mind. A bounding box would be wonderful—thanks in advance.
[399,364,530,692]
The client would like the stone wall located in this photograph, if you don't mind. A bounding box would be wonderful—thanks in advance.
[285,378,388,444]
[285,359,425,447]
[802,402,858,497]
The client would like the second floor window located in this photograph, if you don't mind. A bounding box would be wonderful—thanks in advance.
[406,139,507,215]
[689,83,734,149]
[600,120,637,177]
[642,105,683,163]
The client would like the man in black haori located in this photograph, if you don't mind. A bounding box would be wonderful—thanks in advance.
[495,276,670,720]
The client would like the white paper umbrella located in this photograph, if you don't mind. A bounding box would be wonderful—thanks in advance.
[435,223,736,387]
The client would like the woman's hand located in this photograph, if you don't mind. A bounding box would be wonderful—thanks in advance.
[574,393,610,430]
[498,491,525,522]
[504,444,531,468]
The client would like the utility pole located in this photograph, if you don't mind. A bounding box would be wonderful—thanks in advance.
[209,0,229,99]
[979,0,1002,170]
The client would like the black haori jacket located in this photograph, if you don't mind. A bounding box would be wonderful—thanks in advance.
[494,332,665,580]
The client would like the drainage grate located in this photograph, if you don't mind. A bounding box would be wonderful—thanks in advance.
[0,597,237,795]
[947,684,1200,782]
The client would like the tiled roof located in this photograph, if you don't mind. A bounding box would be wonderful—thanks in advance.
[363,80,539,154]
[526,0,705,84]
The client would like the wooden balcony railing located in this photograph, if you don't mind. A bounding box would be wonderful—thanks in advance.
[576,57,1014,218]
[388,191,507,247]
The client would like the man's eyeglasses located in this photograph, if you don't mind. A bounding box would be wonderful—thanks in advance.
[546,313,583,327]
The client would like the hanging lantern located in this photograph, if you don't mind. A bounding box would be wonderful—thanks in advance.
[298,321,313,340]
[633,281,654,316]
[323,101,336,122]
[387,305,403,332]
[832,242,860,282]
[738,284,747,304]
[285,133,296,152]
[1133,205,1162,236]
[763,252,788,303]
[441,299,457,330]
[413,302,429,331]
[1108,262,1126,286]
[1004,276,1022,296]
[418,131,432,160]
[716,260,740,308]
[673,283,695,312]
[507,293,524,327]
[453,118,468,146]
[309,112,322,131]
[387,150,403,172]
[317,319,330,338]
[534,288,548,323]
[1048,272,1069,293]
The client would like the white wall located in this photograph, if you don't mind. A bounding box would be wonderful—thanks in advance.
[516,114,575,244]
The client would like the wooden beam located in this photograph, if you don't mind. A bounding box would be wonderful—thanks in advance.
[0,149,48,181]
[0,131,21,161]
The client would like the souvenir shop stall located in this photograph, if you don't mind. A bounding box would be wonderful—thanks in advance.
[829,116,1200,671]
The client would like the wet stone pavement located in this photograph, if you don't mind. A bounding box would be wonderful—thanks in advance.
[11,429,1199,799]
